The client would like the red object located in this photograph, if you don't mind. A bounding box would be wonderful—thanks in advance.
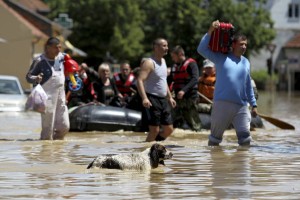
[172,58,196,91]
[113,73,135,95]
[209,22,234,53]
[64,54,80,75]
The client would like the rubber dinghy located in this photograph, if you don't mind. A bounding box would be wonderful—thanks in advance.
[69,104,264,132]
[69,104,142,132]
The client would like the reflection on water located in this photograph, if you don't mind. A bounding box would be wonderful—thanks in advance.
[0,91,300,199]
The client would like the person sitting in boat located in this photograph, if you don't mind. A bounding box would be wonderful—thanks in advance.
[197,59,216,113]
[113,61,136,105]
[93,62,124,107]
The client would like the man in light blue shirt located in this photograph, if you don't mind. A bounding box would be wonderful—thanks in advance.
[197,20,258,146]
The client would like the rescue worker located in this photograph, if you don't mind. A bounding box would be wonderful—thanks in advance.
[113,61,136,103]
[197,59,216,113]
[170,45,201,131]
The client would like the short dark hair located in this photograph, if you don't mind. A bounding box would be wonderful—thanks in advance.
[152,38,166,48]
[232,33,247,43]
[120,60,130,66]
[171,45,185,55]
[45,37,60,46]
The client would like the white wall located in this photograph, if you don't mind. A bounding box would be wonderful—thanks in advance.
[250,0,300,72]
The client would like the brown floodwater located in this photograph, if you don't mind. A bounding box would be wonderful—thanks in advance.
[0,91,299,199]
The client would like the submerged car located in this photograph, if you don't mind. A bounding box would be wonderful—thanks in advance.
[0,75,27,112]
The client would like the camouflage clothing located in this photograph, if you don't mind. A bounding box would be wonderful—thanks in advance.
[173,98,201,131]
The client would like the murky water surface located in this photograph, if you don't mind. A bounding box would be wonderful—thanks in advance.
[0,91,300,199]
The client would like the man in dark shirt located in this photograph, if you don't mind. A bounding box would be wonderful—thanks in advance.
[170,45,201,131]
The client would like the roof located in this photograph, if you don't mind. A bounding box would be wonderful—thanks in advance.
[284,33,300,48]
[11,0,50,13]
[0,0,47,39]
[1,0,87,57]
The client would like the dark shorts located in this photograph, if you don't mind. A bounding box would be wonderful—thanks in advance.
[144,93,173,126]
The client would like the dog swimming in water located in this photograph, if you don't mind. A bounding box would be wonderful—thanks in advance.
[87,143,173,171]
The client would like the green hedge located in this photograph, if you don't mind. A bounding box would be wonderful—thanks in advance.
[251,70,269,90]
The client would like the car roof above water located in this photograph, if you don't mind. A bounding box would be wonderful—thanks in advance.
[0,75,24,94]
[0,75,20,80]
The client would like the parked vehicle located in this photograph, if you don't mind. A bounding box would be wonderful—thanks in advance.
[0,75,27,112]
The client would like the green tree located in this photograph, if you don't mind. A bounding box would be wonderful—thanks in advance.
[67,0,145,65]
[108,0,145,62]
[42,0,69,19]
[44,0,145,66]
[140,0,206,60]
[43,0,275,65]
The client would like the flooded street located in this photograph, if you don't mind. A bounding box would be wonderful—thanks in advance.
[0,91,300,199]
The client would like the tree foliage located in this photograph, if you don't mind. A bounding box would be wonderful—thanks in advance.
[43,0,275,66]
[140,0,206,61]
[203,0,275,57]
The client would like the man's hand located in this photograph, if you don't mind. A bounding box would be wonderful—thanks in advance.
[168,97,176,108]
[208,20,220,35]
[251,107,258,117]
[142,98,152,108]
[36,73,43,84]
[177,90,185,100]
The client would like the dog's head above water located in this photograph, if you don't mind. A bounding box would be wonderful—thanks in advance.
[86,143,173,171]
[149,143,173,168]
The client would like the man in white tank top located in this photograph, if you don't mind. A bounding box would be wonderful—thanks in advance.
[137,38,176,142]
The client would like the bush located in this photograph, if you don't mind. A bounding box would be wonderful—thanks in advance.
[251,70,269,90]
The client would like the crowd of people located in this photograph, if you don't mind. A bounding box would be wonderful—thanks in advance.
[26,20,259,146]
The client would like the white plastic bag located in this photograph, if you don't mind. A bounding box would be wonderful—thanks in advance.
[25,84,48,113]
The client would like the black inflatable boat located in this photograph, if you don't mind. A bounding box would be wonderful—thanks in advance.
[69,104,142,132]
[69,104,264,132]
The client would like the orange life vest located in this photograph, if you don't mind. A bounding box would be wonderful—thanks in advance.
[172,58,196,91]
[198,74,216,102]
[113,73,135,96]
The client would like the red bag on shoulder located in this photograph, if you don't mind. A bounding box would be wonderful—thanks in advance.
[209,22,235,54]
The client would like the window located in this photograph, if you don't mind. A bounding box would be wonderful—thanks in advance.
[288,3,300,18]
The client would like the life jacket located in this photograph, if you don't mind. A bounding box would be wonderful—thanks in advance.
[113,73,135,96]
[172,58,196,91]
[198,74,216,102]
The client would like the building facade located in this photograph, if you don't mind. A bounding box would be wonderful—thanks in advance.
[0,0,85,90]
[249,0,300,91]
